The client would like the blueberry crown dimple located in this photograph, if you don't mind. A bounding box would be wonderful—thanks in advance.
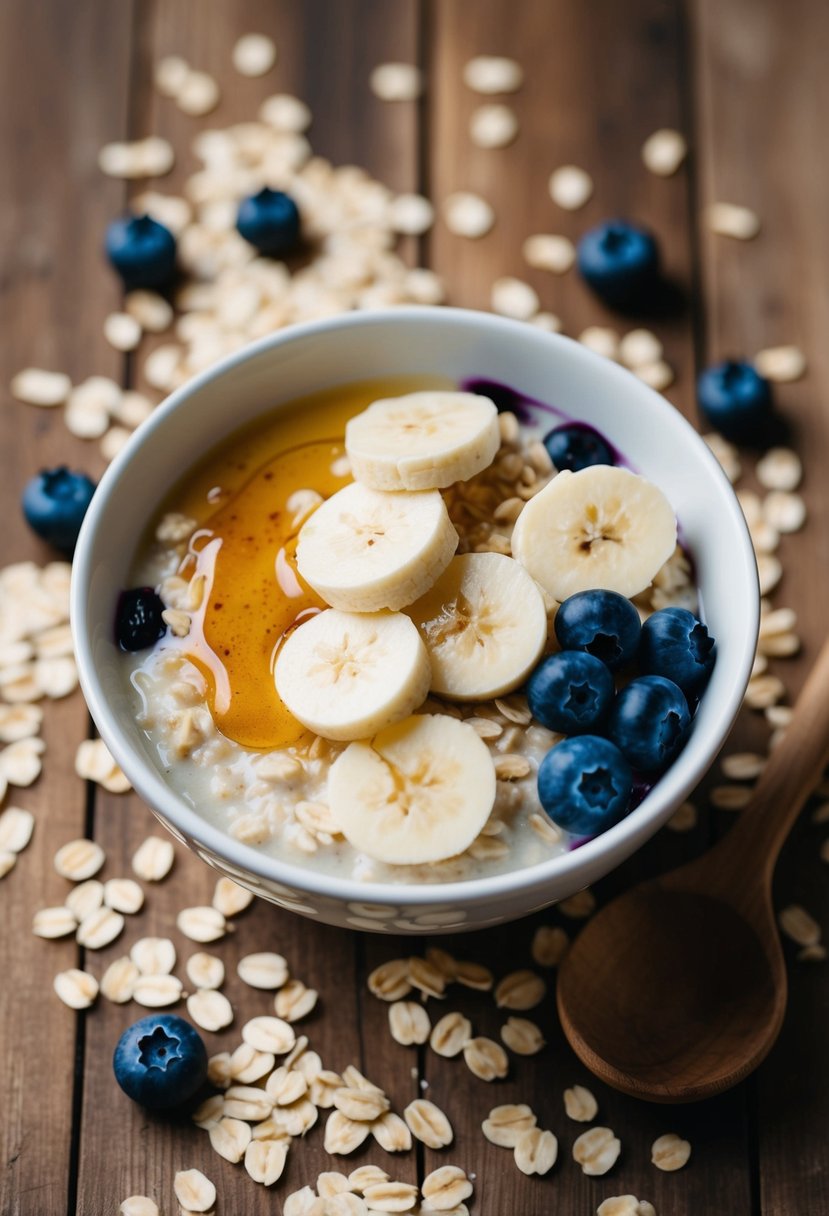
[138,1024,182,1071]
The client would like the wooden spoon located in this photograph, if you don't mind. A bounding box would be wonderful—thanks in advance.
[556,637,829,1103]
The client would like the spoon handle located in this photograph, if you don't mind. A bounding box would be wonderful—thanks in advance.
[706,635,829,897]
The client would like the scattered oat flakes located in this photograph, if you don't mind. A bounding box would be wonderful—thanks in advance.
[75,738,131,793]
[642,127,687,176]
[371,1110,412,1153]
[210,1115,253,1162]
[667,801,698,832]
[494,969,546,1010]
[531,924,569,967]
[578,326,619,360]
[463,1036,509,1081]
[559,888,596,918]
[705,202,760,239]
[242,1014,296,1054]
[635,360,675,391]
[470,103,518,148]
[721,752,766,781]
[186,951,225,990]
[754,345,807,383]
[370,62,422,101]
[564,1084,598,1122]
[454,959,494,990]
[408,954,446,998]
[325,1109,372,1155]
[799,943,827,962]
[404,1098,453,1148]
[154,54,189,97]
[389,193,435,235]
[522,232,575,274]
[756,447,802,491]
[65,879,103,920]
[463,55,523,94]
[133,974,183,1007]
[174,1167,216,1212]
[0,853,15,878]
[178,70,221,116]
[574,1126,622,1175]
[651,1132,691,1171]
[10,368,72,407]
[99,136,175,178]
[245,1138,288,1186]
[618,330,665,372]
[501,1015,546,1055]
[77,906,125,949]
[778,904,821,947]
[104,878,144,914]
[764,491,806,534]
[188,987,234,1031]
[515,1126,558,1176]
[710,784,753,810]
[119,1198,159,1216]
[0,806,34,853]
[275,978,318,1022]
[0,705,43,744]
[131,835,175,881]
[54,838,105,881]
[233,32,277,77]
[238,951,289,989]
[442,192,495,238]
[481,1103,536,1147]
[260,93,312,132]
[177,904,227,943]
[124,290,173,334]
[430,1011,472,1058]
[549,165,593,210]
[490,277,539,320]
[421,1165,473,1210]
[100,956,140,1003]
[104,311,142,352]
[54,968,99,1009]
[213,874,255,917]
[0,737,44,786]
[598,1198,656,1216]
[131,937,176,976]
[33,906,78,939]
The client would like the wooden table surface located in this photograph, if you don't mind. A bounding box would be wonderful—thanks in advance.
[2,1,828,1213]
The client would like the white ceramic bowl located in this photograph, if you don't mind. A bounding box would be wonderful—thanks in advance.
[71,307,759,934]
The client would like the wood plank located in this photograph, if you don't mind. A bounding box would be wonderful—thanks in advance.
[0,3,133,1215]
[75,2,423,1211]
[692,1,829,1211]
[423,1,754,1212]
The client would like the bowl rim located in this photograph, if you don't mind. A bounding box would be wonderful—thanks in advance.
[71,305,760,908]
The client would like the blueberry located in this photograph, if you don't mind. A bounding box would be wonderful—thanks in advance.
[697,360,772,443]
[608,675,691,774]
[577,220,660,308]
[116,587,167,651]
[640,606,716,696]
[113,1014,207,1110]
[537,735,632,836]
[555,589,641,671]
[105,214,177,290]
[543,423,614,472]
[526,651,614,735]
[21,467,96,555]
[236,188,301,257]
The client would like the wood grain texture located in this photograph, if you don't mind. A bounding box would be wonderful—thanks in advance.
[2,0,828,1213]
[0,4,133,1215]
[693,0,829,1210]
[74,2,422,1212]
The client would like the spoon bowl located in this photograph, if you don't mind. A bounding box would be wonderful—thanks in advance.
[557,636,829,1102]
[558,884,782,1102]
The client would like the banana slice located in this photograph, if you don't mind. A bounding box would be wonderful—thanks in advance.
[296,481,458,612]
[406,552,548,700]
[274,609,431,742]
[345,390,500,491]
[511,465,677,601]
[328,714,496,865]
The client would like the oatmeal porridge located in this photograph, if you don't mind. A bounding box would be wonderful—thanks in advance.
[122,376,712,884]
